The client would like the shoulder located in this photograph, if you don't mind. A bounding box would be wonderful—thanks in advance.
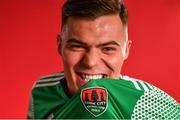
[120,75,179,103]
[30,71,66,102]
[120,75,155,92]
[28,72,67,118]
[120,75,180,119]
[30,71,66,100]
[33,72,65,88]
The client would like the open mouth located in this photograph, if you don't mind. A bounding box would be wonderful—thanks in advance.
[78,73,107,82]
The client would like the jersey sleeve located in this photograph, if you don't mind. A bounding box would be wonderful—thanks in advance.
[131,86,180,119]
[27,93,35,119]
[27,72,67,119]
[120,75,180,119]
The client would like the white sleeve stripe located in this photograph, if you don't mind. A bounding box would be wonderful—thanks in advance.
[37,76,65,83]
[145,83,154,89]
[131,80,142,91]
[121,75,142,91]
[138,80,149,91]
[35,81,60,87]
[120,75,155,91]
[40,72,64,79]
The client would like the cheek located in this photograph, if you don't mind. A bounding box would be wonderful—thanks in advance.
[105,54,124,71]
[62,50,82,69]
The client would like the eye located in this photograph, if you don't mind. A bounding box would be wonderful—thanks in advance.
[67,44,85,51]
[70,44,83,48]
[102,47,116,54]
[103,47,114,51]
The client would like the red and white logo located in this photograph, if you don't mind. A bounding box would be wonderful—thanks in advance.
[80,87,108,117]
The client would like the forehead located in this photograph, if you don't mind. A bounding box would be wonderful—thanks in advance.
[63,14,126,43]
[66,14,123,32]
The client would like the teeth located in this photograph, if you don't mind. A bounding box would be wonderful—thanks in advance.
[81,74,104,81]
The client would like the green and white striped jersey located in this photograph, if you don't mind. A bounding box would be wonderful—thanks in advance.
[27,72,180,119]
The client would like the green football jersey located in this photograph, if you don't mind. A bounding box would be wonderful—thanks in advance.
[27,72,180,119]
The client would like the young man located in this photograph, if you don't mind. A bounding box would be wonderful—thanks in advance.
[28,0,180,119]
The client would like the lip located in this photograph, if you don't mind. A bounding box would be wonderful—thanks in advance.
[76,72,108,80]
[75,72,109,89]
[76,72,107,76]
[76,72,108,81]
[76,73,89,87]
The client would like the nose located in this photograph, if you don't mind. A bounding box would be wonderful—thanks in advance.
[81,48,100,68]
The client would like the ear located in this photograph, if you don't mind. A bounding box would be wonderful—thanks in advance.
[57,34,62,55]
[123,40,132,60]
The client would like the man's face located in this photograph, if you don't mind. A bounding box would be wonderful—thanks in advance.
[59,14,131,95]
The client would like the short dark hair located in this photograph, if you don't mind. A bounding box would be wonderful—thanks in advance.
[62,0,128,29]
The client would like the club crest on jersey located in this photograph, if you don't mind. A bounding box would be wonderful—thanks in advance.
[80,87,108,117]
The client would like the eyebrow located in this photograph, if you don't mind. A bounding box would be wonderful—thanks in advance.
[67,38,87,45]
[97,41,121,47]
[66,38,121,47]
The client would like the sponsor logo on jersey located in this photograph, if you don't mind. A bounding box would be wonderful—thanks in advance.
[80,87,108,117]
